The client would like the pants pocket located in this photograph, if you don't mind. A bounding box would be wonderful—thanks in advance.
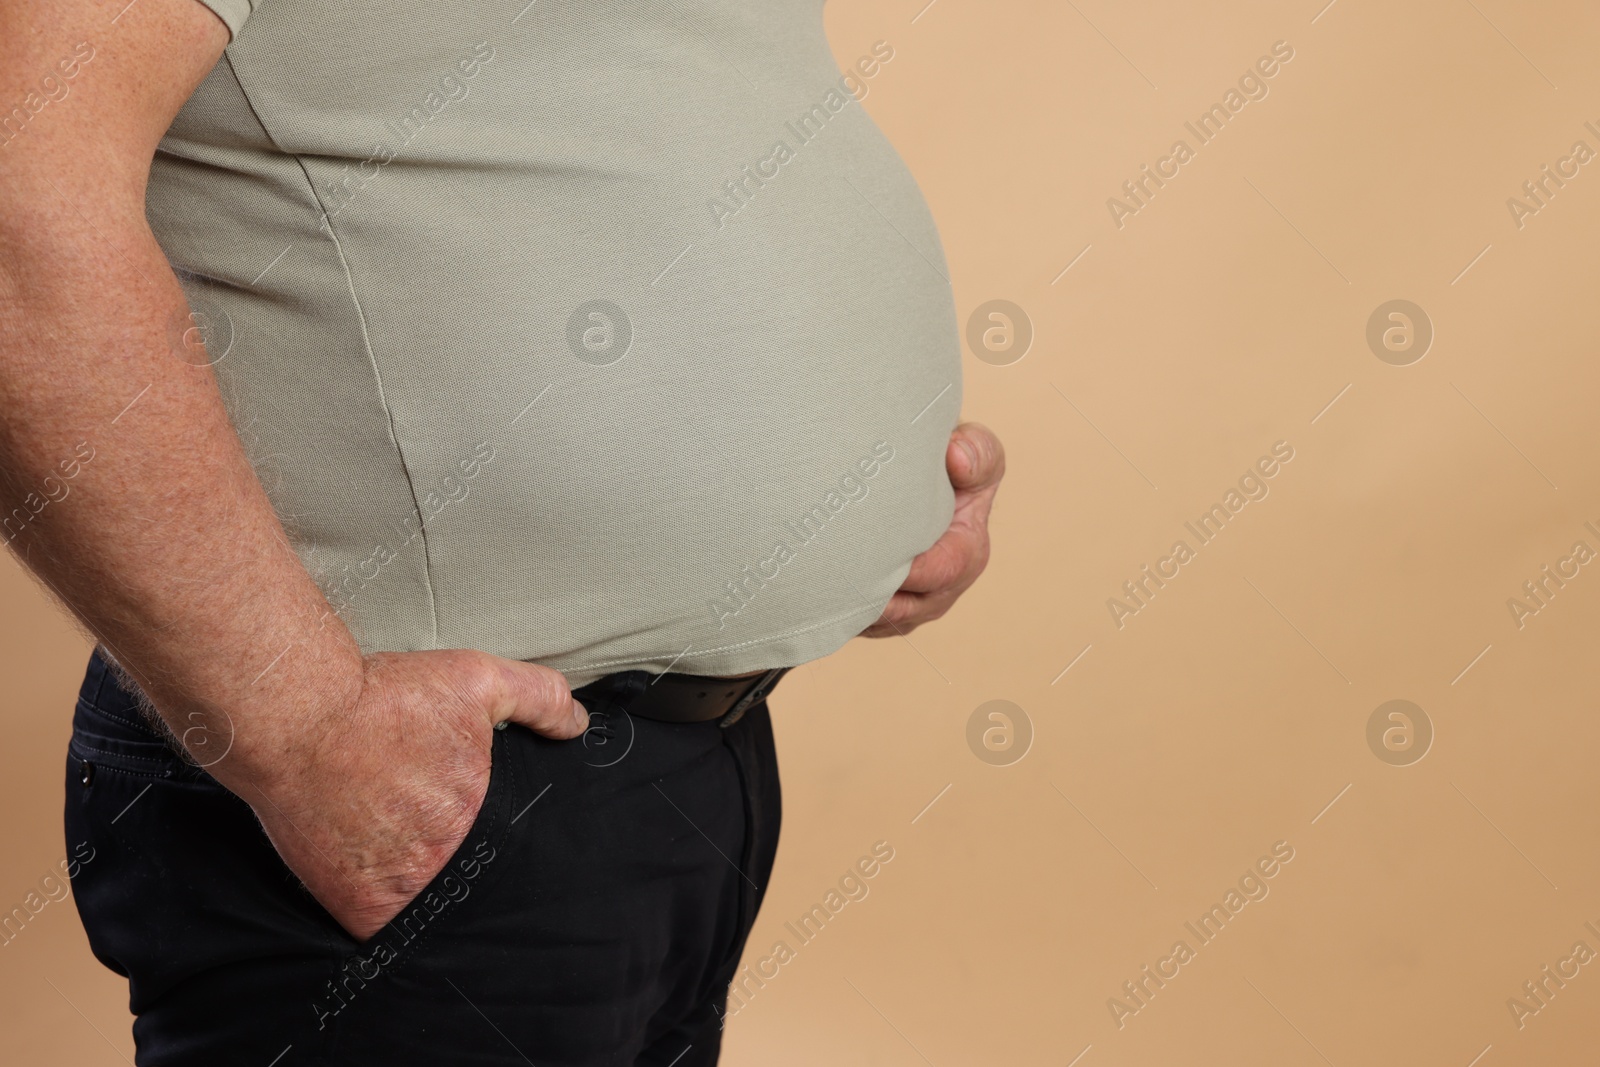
[313,723,521,1034]
[65,685,344,1066]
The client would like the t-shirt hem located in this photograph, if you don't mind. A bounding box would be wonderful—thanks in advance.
[553,601,886,689]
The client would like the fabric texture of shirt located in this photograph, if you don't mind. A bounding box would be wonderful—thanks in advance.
[150,0,962,686]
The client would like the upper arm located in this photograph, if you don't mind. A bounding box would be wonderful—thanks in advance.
[0,0,230,218]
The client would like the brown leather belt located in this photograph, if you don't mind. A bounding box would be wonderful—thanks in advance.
[570,666,789,728]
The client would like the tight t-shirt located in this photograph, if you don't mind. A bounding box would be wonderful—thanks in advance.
[153,0,962,686]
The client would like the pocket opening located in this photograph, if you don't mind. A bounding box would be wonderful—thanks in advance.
[316,725,521,1022]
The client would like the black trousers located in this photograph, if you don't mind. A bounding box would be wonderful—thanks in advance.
[64,650,782,1066]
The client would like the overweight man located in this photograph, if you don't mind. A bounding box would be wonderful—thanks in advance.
[0,0,1002,1063]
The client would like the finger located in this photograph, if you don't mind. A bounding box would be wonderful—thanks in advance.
[899,525,980,594]
[482,656,588,739]
[860,588,950,637]
[860,591,920,638]
[946,422,1006,494]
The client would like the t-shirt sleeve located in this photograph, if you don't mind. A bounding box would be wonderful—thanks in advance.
[192,0,257,41]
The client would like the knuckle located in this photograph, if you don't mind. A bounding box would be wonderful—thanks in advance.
[888,607,922,629]
[456,656,503,708]
[929,553,965,589]
[970,539,992,574]
[958,422,1005,479]
[522,665,571,718]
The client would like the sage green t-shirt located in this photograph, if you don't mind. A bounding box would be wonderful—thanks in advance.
[153,0,961,687]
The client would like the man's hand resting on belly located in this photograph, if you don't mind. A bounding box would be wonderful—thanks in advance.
[861,422,1005,638]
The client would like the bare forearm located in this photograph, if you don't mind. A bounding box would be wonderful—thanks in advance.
[0,210,361,789]
[0,0,595,945]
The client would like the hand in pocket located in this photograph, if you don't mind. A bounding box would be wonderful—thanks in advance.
[232,650,586,941]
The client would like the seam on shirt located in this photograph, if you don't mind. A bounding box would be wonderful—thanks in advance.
[562,600,885,674]
[218,52,441,648]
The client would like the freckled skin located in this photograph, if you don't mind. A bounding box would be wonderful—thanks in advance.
[0,0,999,942]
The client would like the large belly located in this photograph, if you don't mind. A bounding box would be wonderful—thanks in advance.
[347,126,960,678]
[149,1,962,682]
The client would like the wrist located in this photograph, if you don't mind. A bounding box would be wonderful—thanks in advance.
[129,616,366,795]
[218,633,366,796]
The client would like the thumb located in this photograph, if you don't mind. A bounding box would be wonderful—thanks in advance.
[482,656,588,739]
[947,422,1006,493]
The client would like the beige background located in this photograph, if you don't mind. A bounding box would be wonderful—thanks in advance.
[6,0,1600,1063]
